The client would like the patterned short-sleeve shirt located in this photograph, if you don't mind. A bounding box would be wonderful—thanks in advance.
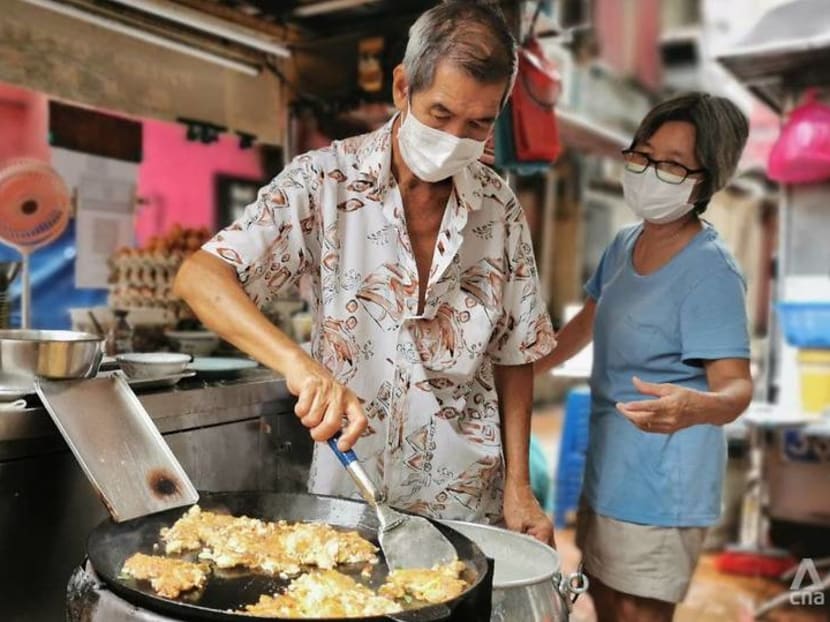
[203,118,555,523]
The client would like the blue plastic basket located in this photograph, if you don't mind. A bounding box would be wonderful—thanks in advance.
[776,302,830,348]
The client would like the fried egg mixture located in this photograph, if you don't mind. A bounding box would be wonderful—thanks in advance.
[120,553,208,599]
[379,561,469,603]
[121,505,470,618]
[242,569,403,618]
[161,505,378,577]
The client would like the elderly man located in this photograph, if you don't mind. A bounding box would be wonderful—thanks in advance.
[174,0,556,544]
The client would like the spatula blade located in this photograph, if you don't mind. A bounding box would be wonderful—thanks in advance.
[379,506,457,570]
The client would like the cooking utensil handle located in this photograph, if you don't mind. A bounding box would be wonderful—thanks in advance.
[327,432,380,508]
[327,434,358,466]
[555,562,589,609]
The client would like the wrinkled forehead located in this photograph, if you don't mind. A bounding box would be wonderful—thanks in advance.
[409,60,505,120]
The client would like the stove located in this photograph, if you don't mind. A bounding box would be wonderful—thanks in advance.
[68,561,180,621]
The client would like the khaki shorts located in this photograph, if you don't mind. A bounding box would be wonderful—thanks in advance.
[575,501,707,603]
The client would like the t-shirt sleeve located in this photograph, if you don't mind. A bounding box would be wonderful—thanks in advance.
[680,268,750,364]
[487,197,556,365]
[202,155,321,307]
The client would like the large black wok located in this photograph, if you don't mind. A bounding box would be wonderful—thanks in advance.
[86,492,493,622]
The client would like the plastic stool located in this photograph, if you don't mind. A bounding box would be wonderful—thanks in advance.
[553,385,591,528]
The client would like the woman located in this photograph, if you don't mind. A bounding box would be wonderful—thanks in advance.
[535,93,753,622]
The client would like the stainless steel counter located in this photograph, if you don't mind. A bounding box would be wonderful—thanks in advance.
[0,371,312,622]
[0,369,292,452]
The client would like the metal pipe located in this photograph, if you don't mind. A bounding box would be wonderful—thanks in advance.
[21,0,261,76]
[540,167,558,303]
[294,0,378,17]
[20,254,30,329]
[107,0,290,58]
[766,93,796,402]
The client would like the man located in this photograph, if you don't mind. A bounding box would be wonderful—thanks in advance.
[174,0,556,544]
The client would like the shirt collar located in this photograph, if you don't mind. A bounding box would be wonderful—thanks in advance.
[354,113,485,213]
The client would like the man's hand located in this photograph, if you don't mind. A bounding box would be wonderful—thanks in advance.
[616,376,701,434]
[503,481,556,549]
[285,350,367,451]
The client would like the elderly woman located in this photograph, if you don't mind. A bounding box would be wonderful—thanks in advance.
[535,93,753,621]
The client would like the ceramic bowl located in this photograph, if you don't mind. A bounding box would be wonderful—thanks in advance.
[116,352,192,379]
[164,330,220,356]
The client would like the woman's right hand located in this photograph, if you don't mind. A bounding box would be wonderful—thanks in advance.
[284,350,367,451]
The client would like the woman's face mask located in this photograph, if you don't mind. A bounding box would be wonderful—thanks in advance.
[622,168,698,224]
[397,102,485,182]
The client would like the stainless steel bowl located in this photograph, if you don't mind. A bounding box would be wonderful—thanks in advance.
[0,330,104,393]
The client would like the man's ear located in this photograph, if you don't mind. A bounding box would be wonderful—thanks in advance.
[392,64,409,113]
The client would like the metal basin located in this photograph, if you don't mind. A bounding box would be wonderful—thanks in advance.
[0,329,104,395]
[441,520,588,622]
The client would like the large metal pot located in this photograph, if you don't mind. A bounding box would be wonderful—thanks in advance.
[441,520,588,622]
[0,329,104,395]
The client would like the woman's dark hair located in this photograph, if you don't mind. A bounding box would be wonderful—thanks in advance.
[629,93,749,214]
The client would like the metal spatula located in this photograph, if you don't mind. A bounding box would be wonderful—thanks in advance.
[328,435,457,570]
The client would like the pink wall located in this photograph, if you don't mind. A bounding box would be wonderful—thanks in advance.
[135,118,264,243]
[1,83,263,244]
[0,83,50,163]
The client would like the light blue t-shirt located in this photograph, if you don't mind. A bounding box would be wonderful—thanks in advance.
[583,223,749,527]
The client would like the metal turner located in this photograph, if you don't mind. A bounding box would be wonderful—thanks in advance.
[328,435,457,570]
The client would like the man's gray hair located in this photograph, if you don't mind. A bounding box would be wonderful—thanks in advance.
[403,1,517,103]
[630,93,749,214]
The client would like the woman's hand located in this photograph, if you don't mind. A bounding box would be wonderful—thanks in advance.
[285,351,367,451]
[616,376,702,433]
[618,359,753,432]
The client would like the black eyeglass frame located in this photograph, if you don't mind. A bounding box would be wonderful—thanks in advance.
[621,149,707,185]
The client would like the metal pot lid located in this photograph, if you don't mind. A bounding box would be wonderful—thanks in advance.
[440,520,560,589]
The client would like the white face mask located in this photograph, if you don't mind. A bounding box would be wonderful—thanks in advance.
[397,102,485,182]
[622,168,698,224]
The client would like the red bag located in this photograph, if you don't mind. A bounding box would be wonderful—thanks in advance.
[511,37,562,162]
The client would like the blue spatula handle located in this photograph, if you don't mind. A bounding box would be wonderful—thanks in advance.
[327,432,358,467]
[327,432,379,507]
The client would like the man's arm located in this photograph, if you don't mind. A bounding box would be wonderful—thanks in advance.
[173,251,366,450]
[494,362,556,547]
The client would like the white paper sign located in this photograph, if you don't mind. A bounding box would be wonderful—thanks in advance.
[52,148,138,288]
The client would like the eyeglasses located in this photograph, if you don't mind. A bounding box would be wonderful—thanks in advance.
[621,149,706,185]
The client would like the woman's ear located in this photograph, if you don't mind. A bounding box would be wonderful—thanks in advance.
[687,175,707,204]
